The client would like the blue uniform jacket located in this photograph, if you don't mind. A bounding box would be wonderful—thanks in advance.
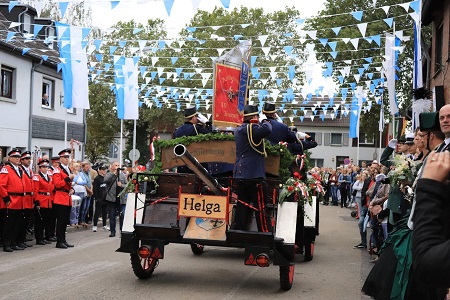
[174,122,210,138]
[265,117,297,145]
[234,120,272,179]
[287,138,318,155]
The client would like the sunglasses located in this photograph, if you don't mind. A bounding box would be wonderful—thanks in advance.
[21,157,31,160]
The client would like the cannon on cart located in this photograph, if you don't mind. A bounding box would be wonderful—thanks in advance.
[117,139,317,290]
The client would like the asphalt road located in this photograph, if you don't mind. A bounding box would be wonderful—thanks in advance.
[0,205,373,300]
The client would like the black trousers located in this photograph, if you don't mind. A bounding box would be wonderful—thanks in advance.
[18,208,32,243]
[34,207,53,241]
[53,204,71,243]
[233,180,272,232]
[1,208,22,248]
[93,199,107,227]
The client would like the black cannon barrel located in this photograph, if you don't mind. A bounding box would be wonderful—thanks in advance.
[174,144,227,196]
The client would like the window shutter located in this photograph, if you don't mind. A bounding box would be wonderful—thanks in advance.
[324,133,330,146]
[316,132,322,145]
[342,133,349,146]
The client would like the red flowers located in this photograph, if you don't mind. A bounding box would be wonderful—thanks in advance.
[293,172,301,179]
[288,186,294,192]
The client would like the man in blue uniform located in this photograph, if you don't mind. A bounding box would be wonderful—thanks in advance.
[262,102,297,145]
[233,105,272,232]
[174,106,210,138]
[174,107,211,173]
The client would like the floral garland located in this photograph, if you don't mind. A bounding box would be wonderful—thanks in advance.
[278,172,310,205]
[307,173,325,196]
[152,134,294,182]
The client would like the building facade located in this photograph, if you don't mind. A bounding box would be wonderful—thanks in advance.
[0,2,85,161]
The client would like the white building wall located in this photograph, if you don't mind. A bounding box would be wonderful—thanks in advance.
[0,52,32,149]
[302,127,379,168]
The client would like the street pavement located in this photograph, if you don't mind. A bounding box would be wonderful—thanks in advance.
[0,205,374,300]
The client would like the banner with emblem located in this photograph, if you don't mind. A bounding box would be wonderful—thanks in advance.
[212,41,251,129]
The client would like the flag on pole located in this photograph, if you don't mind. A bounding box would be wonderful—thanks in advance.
[349,86,363,138]
[379,102,385,132]
[56,22,89,109]
[384,32,399,116]
[114,57,139,120]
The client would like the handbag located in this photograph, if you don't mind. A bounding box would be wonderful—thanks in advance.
[352,189,357,197]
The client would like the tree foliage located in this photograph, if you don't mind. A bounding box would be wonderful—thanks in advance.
[305,0,429,136]
[85,82,120,163]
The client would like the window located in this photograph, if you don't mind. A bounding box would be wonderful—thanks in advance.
[306,132,316,141]
[331,133,342,145]
[47,27,56,49]
[109,143,119,159]
[359,133,375,145]
[23,14,31,34]
[310,158,324,168]
[1,66,13,99]
[42,79,53,108]
[435,23,443,75]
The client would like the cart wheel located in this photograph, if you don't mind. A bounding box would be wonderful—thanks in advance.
[130,252,159,279]
[190,243,204,255]
[304,243,314,262]
[279,264,295,291]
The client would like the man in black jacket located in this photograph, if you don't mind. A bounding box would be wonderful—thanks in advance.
[92,165,107,232]
[412,151,450,299]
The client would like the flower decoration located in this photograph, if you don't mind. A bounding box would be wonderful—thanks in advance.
[308,173,325,196]
[278,172,310,204]
[387,155,418,187]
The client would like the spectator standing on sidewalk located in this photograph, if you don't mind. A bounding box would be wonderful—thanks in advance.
[92,164,108,232]
[103,162,127,237]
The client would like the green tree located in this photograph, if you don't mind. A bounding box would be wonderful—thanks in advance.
[85,82,120,163]
[305,0,429,136]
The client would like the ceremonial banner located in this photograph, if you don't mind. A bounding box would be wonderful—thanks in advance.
[213,63,242,127]
[212,41,251,128]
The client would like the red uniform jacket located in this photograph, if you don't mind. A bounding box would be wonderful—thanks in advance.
[21,166,34,209]
[52,164,72,206]
[33,171,54,208]
[0,163,25,210]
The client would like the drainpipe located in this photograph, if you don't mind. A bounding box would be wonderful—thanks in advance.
[28,60,43,151]
[17,6,29,34]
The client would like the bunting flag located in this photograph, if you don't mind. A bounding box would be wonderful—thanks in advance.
[349,86,363,138]
[115,57,139,120]
[56,22,89,109]
[379,103,385,132]
[384,32,399,116]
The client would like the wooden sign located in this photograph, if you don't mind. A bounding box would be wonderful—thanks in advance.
[160,140,280,176]
[178,193,228,220]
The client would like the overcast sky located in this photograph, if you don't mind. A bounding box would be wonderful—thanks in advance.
[89,0,326,37]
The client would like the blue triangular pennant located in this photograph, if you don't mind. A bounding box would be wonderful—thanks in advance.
[59,1,69,18]
[351,11,363,21]
[164,0,175,16]
[384,18,393,28]
[332,27,341,35]
[110,1,120,9]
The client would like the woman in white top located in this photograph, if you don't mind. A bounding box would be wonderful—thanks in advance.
[352,173,365,217]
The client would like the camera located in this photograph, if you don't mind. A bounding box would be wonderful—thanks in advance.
[117,167,125,171]
[92,162,101,171]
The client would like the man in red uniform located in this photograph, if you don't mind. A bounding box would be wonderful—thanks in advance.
[52,149,75,249]
[0,149,25,252]
[33,159,55,245]
[19,151,34,248]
